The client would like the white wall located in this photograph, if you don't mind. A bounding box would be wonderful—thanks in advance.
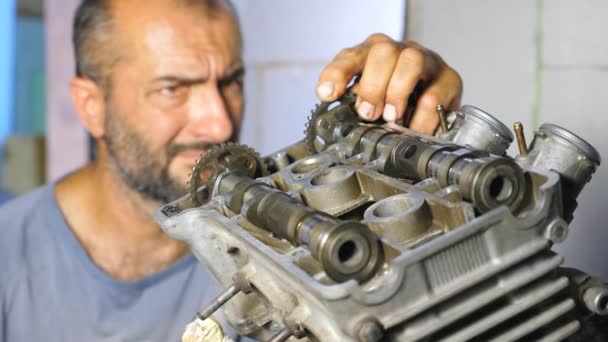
[45,0,88,181]
[408,0,608,280]
[232,0,406,154]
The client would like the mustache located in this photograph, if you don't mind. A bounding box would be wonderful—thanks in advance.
[167,142,214,159]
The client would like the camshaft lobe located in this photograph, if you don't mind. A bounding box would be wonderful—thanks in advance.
[216,173,383,283]
[336,124,526,213]
[306,97,527,213]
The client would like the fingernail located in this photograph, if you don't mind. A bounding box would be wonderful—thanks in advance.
[383,104,397,121]
[358,101,375,119]
[317,81,334,98]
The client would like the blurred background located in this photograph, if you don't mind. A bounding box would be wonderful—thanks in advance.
[1,0,607,278]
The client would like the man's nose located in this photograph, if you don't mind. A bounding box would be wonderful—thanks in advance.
[185,85,234,143]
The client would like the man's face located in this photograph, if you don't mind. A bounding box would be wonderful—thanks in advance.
[101,1,243,203]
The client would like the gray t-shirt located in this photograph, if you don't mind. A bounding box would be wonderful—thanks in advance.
[0,184,245,341]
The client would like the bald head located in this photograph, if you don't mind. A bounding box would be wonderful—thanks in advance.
[72,0,239,88]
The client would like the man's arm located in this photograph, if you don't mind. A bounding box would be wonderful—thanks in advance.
[316,34,462,134]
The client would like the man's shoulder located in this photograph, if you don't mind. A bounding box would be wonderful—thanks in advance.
[0,184,60,288]
[0,184,56,225]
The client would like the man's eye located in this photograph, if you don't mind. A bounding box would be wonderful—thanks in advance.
[160,85,182,96]
[220,76,243,90]
[148,85,189,109]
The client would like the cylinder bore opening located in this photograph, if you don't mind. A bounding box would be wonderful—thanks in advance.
[310,168,350,186]
[292,157,325,174]
[402,145,418,159]
[373,196,418,218]
[489,176,514,202]
[338,240,357,263]
[335,239,365,269]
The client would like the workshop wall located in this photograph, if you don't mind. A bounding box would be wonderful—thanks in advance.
[4,16,47,195]
[45,0,87,181]
[408,0,608,280]
[1,10,46,196]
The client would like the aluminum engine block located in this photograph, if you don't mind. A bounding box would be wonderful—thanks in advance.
[155,98,607,342]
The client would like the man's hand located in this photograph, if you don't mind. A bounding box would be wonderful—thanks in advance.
[316,34,462,135]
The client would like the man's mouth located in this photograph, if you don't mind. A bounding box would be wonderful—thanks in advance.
[176,150,207,161]
[168,142,213,163]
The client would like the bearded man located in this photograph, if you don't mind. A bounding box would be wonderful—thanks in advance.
[0,0,462,341]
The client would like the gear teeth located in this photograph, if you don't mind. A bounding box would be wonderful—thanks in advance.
[304,91,357,155]
[188,142,269,207]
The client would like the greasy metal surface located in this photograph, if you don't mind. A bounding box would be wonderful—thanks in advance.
[436,105,514,156]
[188,142,268,207]
[156,94,606,341]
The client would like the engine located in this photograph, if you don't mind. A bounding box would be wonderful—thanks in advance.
[155,92,608,341]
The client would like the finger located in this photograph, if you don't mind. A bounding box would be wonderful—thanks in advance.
[383,47,426,122]
[356,41,401,120]
[364,32,394,45]
[316,46,367,102]
[447,79,463,111]
[409,68,462,135]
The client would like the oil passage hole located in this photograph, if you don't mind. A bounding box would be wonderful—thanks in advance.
[403,145,417,159]
[489,176,513,202]
[338,240,357,263]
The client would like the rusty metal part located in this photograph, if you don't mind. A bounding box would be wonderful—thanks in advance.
[188,143,269,207]
[436,104,449,134]
[195,273,252,322]
[305,91,359,154]
[513,121,528,156]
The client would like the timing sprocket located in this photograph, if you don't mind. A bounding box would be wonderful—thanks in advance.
[305,91,359,154]
[188,142,268,207]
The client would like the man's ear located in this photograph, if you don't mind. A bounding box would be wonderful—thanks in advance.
[70,77,106,138]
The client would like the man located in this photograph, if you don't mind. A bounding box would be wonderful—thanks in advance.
[0,0,462,341]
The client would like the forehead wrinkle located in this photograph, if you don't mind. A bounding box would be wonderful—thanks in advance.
[115,4,239,81]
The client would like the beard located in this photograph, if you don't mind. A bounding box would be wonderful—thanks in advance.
[103,103,216,204]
